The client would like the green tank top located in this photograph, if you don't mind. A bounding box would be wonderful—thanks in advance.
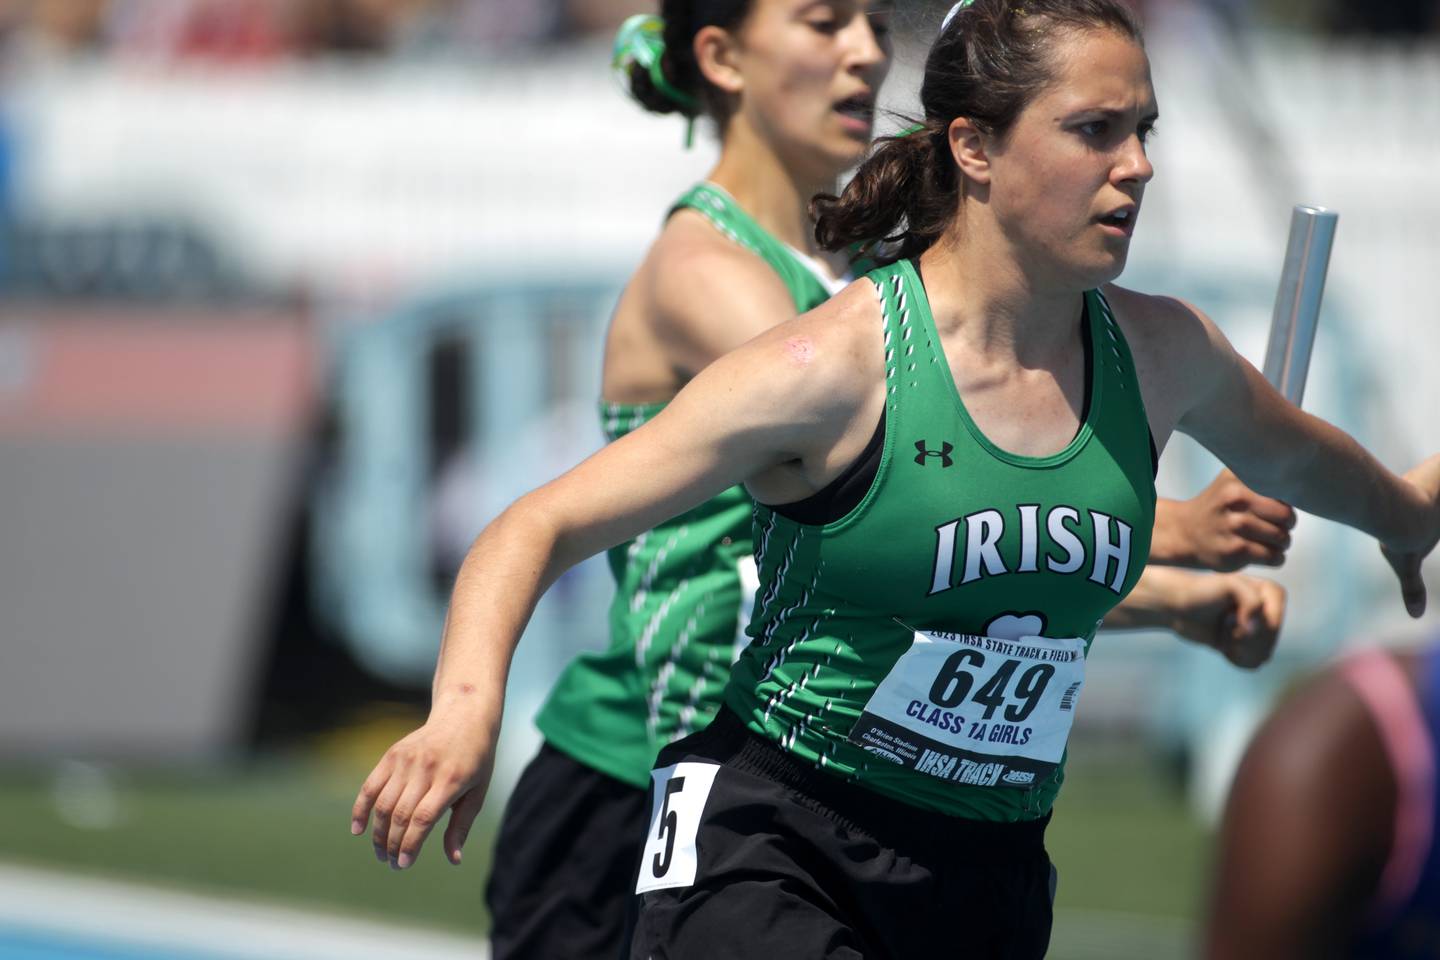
[535,183,836,788]
[726,259,1157,819]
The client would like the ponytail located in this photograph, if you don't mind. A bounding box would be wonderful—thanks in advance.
[813,120,958,264]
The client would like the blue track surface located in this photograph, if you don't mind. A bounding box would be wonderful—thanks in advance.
[0,926,230,960]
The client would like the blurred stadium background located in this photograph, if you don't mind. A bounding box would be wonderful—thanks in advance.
[0,0,1437,957]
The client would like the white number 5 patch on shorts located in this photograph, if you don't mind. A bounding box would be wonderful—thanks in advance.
[635,761,721,894]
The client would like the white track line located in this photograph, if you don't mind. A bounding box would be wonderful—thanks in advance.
[0,862,1191,960]
[0,862,489,960]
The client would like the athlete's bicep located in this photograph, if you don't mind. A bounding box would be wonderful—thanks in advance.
[1176,329,1312,492]
[1119,291,1310,494]
[528,328,837,565]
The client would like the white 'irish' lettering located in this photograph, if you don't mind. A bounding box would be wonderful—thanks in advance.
[927,504,1136,597]
[929,520,958,596]
[960,510,1005,585]
[1017,504,1040,573]
[1045,506,1085,575]
[1087,510,1132,593]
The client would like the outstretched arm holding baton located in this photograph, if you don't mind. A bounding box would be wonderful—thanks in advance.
[1144,206,1336,575]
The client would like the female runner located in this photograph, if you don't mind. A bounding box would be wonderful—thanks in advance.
[353,0,1324,955]
[482,3,891,956]
[497,5,1282,955]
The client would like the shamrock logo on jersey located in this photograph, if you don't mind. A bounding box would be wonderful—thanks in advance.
[983,612,1049,641]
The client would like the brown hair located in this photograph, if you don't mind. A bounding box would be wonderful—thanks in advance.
[814,0,1143,262]
[628,0,756,126]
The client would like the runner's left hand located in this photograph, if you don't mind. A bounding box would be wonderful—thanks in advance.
[1380,453,1440,618]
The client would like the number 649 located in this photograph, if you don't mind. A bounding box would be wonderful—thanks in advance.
[928,650,1054,723]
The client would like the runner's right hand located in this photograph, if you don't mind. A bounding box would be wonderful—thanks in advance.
[351,701,498,870]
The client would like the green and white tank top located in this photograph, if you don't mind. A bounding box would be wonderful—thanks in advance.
[726,259,1157,819]
[535,183,837,788]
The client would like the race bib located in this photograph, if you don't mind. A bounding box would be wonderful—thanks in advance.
[635,761,721,894]
[847,630,1086,788]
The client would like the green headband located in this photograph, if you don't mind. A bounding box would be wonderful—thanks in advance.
[612,14,699,113]
[941,0,978,32]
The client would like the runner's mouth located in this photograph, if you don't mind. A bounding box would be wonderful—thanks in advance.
[1097,206,1138,234]
[834,95,875,123]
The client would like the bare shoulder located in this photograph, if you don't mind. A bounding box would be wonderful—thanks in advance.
[647,209,794,321]
[604,209,806,380]
[710,278,888,497]
[720,276,887,417]
[757,278,887,404]
[1101,284,1234,443]
[1101,283,1222,360]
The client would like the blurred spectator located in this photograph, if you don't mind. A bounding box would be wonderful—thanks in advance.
[56,0,289,64]
[288,0,398,57]
[432,0,565,49]
[1322,0,1440,36]
[68,0,1440,69]
[12,0,1436,70]
[26,0,105,50]
[0,0,646,66]
[559,0,640,38]
[166,0,288,62]
[0,0,106,69]
[289,0,445,57]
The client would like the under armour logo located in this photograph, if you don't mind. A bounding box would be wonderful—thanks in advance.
[914,440,954,467]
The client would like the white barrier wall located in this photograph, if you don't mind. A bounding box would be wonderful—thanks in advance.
[9,32,1438,432]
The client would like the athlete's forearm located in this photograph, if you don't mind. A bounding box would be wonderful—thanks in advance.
[423,384,769,715]
[428,496,573,720]
[1189,355,1429,552]
[1147,498,1199,567]
[1264,413,1427,551]
[1102,565,1195,631]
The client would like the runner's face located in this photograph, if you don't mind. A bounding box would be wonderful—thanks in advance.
[729,0,893,176]
[985,28,1156,288]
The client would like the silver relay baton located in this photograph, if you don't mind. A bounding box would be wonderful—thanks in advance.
[1261,205,1339,403]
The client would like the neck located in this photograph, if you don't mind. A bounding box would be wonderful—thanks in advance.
[706,119,838,257]
[917,214,1085,366]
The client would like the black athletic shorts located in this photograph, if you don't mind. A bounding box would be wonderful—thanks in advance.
[486,741,648,960]
[629,708,1056,959]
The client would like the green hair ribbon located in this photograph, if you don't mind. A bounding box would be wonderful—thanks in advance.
[612,14,699,147]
